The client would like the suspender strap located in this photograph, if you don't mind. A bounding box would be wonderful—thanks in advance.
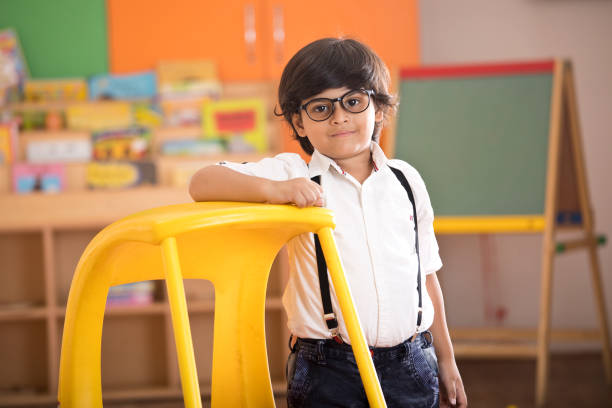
[311,175,342,343]
[310,166,423,341]
[388,166,423,329]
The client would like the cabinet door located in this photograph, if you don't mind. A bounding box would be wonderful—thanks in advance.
[107,0,268,80]
[262,0,420,79]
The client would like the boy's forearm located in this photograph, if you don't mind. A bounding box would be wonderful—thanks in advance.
[189,165,272,203]
[426,272,456,362]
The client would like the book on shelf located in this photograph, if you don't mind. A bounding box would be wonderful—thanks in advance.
[202,98,267,153]
[24,78,88,102]
[12,162,65,193]
[0,121,18,164]
[106,281,155,307]
[161,138,225,156]
[157,60,221,99]
[66,101,133,130]
[160,96,208,126]
[89,71,156,101]
[26,138,92,163]
[86,160,157,189]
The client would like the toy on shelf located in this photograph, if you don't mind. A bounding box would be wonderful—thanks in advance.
[91,126,151,161]
[12,162,65,193]
[0,28,28,105]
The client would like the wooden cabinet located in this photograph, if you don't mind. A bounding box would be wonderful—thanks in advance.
[0,189,290,406]
[107,0,419,80]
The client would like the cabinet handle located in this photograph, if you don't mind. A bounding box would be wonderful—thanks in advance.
[272,5,285,64]
[244,4,256,63]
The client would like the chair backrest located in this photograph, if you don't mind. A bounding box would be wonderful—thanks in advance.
[58,202,386,407]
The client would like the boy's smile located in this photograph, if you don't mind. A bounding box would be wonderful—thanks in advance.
[292,87,383,166]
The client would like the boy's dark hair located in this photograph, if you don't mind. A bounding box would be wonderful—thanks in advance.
[275,37,397,155]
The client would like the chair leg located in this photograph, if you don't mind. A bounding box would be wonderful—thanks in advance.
[317,227,387,408]
[162,237,202,408]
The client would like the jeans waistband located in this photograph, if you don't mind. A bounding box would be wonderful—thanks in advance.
[295,331,433,363]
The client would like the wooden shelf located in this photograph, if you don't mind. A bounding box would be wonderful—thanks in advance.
[0,186,290,405]
[0,306,47,321]
[0,187,191,231]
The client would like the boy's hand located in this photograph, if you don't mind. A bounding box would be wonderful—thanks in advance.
[265,178,324,208]
[439,359,467,407]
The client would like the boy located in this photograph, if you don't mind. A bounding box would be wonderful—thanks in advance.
[189,37,467,408]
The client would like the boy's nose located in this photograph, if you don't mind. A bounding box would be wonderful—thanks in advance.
[330,102,349,123]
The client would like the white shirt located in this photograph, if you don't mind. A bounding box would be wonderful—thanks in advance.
[219,142,442,347]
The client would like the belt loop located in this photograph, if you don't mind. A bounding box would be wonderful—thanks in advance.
[316,340,326,364]
[402,339,411,360]
[288,334,296,352]
[422,330,433,347]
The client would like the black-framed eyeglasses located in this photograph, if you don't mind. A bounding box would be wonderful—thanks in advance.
[300,89,375,122]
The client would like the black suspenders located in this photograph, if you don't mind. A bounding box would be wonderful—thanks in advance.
[310,165,422,343]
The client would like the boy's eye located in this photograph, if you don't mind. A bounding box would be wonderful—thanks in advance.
[310,103,330,113]
[346,98,361,107]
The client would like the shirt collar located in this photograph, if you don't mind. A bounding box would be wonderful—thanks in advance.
[307,141,389,179]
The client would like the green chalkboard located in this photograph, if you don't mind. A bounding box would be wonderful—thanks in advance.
[395,66,553,216]
[0,0,108,78]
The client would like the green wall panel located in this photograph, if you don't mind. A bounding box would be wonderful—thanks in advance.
[0,0,108,78]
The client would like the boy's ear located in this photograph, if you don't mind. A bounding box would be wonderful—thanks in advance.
[291,113,306,137]
[374,105,384,122]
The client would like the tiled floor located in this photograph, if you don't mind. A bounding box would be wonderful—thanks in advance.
[104,352,611,408]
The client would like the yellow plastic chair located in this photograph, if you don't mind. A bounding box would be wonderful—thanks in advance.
[58,202,387,407]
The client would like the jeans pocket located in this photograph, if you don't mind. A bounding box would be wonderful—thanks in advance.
[287,352,312,408]
[411,344,439,393]
[286,350,297,383]
[422,344,439,376]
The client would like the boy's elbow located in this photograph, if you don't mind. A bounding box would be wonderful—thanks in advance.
[188,167,211,202]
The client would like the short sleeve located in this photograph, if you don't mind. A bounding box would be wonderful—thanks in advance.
[388,159,443,275]
[218,152,308,181]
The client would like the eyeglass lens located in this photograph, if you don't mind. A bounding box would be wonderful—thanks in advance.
[305,90,371,121]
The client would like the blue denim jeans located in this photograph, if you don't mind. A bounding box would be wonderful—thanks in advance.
[286,332,439,408]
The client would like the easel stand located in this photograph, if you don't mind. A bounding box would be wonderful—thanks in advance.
[442,60,611,407]
[535,60,611,406]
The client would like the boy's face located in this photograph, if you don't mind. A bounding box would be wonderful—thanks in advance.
[292,87,383,161]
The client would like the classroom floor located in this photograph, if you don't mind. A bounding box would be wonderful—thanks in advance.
[102,352,611,408]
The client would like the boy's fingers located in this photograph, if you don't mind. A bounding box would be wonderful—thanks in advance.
[448,380,457,405]
[457,381,467,407]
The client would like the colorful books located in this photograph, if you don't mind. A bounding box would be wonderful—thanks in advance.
[202,98,267,152]
[12,163,65,193]
[89,71,156,100]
